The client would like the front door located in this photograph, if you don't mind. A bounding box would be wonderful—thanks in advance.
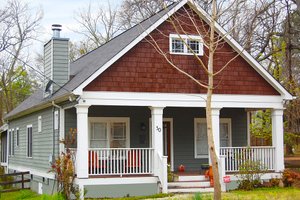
[163,121,171,164]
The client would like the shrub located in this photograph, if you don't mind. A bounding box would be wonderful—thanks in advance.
[282,169,299,187]
[236,160,267,190]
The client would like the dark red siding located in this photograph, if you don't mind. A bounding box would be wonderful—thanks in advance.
[84,6,279,95]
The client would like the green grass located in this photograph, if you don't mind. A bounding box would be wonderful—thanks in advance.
[1,188,300,200]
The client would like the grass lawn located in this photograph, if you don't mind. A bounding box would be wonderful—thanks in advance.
[1,188,300,200]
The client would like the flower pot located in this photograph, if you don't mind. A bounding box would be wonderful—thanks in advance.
[178,165,185,172]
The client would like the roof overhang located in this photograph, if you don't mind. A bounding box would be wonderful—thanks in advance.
[72,0,293,100]
[0,124,8,133]
[4,94,71,121]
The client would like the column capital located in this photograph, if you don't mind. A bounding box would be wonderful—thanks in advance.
[271,108,284,116]
[75,104,90,114]
[149,106,165,115]
[211,107,222,116]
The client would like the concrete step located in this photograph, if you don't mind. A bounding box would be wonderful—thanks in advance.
[168,181,211,188]
[177,175,208,182]
[168,187,214,193]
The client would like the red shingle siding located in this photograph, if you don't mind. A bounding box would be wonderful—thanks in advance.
[84,6,279,95]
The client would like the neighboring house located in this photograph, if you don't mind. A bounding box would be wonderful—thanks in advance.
[0,124,8,169]
[2,0,293,198]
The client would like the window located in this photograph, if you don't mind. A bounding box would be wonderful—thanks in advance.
[170,34,203,55]
[54,111,59,130]
[89,118,129,148]
[38,116,42,133]
[194,118,231,158]
[16,128,19,147]
[27,125,33,157]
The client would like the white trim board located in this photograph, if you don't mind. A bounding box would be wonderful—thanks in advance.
[72,0,292,100]
[81,91,285,109]
[75,176,157,186]
[8,164,55,179]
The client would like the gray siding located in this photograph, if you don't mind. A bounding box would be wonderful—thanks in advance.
[85,183,158,198]
[43,38,69,93]
[8,107,59,173]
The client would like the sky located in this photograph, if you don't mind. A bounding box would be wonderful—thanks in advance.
[3,0,122,53]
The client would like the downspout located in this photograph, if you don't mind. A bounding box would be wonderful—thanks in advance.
[52,101,61,160]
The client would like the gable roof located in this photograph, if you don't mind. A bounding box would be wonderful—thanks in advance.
[5,0,292,120]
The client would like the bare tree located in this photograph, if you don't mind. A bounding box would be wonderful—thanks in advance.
[144,1,246,199]
[74,1,121,52]
[0,0,41,124]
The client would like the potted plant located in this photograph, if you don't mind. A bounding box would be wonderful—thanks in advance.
[178,164,185,172]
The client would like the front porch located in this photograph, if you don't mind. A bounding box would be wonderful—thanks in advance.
[63,95,284,197]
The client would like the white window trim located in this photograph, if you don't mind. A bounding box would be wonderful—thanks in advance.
[169,33,204,56]
[38,116,42,133]
[27,124,33,158]
[16,128,19,147]
[194,118,232,159]
[8,129,11,156]
[88,117,130,148]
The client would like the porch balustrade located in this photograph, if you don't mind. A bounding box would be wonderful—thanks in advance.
[220,146,275,172]
[86,148,154,176]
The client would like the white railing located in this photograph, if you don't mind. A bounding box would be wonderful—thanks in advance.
[155,153,168,193]
[88,148,154,176]
[220,146,275,173]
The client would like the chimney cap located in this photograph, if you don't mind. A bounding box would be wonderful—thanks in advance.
[52,24,62,38]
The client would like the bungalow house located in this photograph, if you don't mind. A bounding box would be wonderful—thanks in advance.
[2,0,293,198]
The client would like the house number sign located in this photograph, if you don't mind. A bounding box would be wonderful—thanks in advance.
[156,126,161,132]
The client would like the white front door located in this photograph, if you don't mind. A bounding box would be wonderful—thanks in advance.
[220,119,231,147]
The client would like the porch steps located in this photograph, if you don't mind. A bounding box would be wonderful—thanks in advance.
[168,175,213,193]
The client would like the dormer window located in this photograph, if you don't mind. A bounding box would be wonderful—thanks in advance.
[169,34,203,56]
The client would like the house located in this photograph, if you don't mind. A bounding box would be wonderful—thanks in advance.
[2,0,293,198]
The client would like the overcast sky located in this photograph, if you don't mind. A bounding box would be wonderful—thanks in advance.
[3,0,122,52]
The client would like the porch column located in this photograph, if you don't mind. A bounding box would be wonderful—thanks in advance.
[272,108,284,172]
[150,107,164,157]
[211,108,221,163]
[75,104,90,179]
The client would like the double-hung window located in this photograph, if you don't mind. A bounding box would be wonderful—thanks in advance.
[27,125,33,157]
[170,34,203,56]
[11,129,15,156]
[89,118,129,148]
[194,118,231,158]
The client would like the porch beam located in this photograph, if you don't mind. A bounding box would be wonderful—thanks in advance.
[272,109,284,172]
[75,104,90,178]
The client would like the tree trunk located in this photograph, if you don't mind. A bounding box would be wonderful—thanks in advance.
[207,1,221,199]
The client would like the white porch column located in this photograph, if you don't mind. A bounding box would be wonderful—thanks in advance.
[210,108,221,164]
[76,104,90,179]
[150,107,164,157]
[272,108,284,172]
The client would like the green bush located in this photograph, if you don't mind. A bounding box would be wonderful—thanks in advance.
[237,160,267,190]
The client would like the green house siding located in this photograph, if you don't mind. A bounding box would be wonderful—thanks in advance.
[8,107,58,173]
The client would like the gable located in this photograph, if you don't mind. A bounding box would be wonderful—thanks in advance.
[83,4,279,96]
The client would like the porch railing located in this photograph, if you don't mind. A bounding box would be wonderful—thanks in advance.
[88,148,154,176]
[220,146,275,173]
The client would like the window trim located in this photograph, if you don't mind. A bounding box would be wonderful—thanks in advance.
[38,116,42,133]
[88,117,130,148]
[8,129,11,156]
[194,118,232,159]
[27,124,33,158]
[169,34,203,56]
